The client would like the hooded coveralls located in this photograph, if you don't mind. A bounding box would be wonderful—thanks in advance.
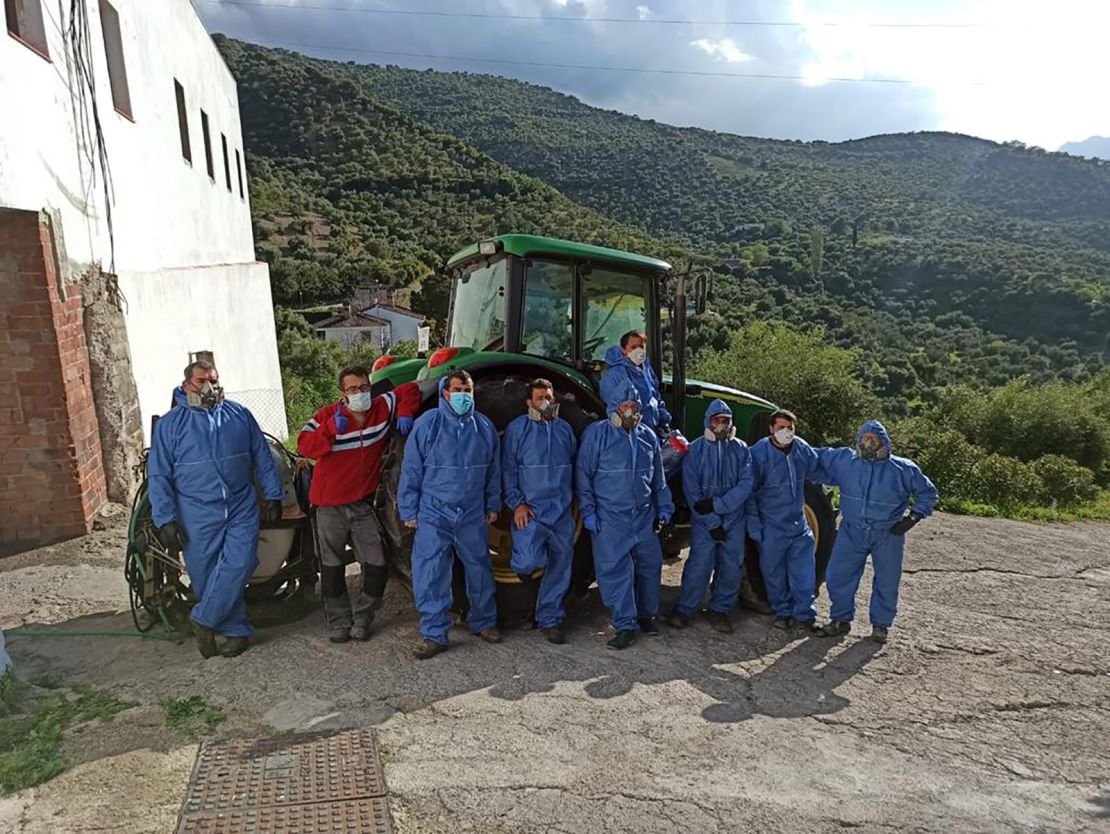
[502,412,578,629]
[815,420,939,628]
[576,411,674,632]
[674,399,753,617]
[746,435,824,623]
[148,388,284,637]
[398,381,501,645]
[600,344,673,432]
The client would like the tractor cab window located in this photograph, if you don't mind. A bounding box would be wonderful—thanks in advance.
[522,259,574,360]
[582,267,649,364]
[449,259,508,351]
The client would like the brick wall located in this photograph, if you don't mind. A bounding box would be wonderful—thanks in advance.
[0,208,107,551]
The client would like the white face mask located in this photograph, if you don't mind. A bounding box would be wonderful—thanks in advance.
[773,427,795,446]
[627,347,647,366]
[347,391,373,412]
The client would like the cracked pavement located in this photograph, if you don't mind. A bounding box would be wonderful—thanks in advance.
[1,511,1108,833]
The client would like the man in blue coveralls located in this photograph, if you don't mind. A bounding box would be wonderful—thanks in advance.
[667,399,753,633]
[577,398,674,650]
[746,409,825,633]
[148,360,284,659]
[600,330,672,434]
[399,369,503,659]
[815,420,938,643]
[502,378,578,644]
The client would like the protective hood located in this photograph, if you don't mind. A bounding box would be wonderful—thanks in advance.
[604,344,628,368]
[704,399,733,428]
[606,380,641,417]
[855,420,892,455]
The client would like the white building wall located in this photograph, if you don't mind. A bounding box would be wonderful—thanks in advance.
[0,0,285,437]
[365,306,422,345]
[319,325,390,350]
[119,263,285,442]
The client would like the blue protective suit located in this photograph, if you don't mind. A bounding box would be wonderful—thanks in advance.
[674,400,753,617]
[502,413,578,629]
[148,388,283,637]
[600,345,672,432]
[398,381,501,644]
[576,412,674,632]
[815,420,939,628]
[745,434,823,622]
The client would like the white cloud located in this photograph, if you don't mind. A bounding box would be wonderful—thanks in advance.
[789,0,1110,148]
[690,37,754,64]
[636,4,652,20]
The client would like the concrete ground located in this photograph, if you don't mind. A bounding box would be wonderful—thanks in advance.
[0,511,1108,833]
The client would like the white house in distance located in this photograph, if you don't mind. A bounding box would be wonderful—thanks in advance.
[315,302,425,349]
[0,0,284,549]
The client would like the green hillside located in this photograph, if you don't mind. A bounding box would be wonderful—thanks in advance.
[216,36,678,310]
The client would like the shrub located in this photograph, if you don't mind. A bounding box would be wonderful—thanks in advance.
[1030,455,1099,507]
[971,454,1044,510]
[893,420,986,504]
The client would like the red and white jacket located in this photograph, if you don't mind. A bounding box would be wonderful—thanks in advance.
[297,382,421,507]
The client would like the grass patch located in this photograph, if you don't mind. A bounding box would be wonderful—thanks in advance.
[0,681,136,795]
[163,696,225,732]
[940,490,1110,523]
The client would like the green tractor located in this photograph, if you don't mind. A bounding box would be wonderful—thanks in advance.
[372,235,836,620]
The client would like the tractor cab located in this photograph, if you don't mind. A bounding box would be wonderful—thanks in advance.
[444,235,670,392]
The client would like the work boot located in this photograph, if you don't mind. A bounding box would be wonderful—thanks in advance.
[793,619,821,635]
[328,627,351,644]
[870,626,889,644]
[772,616,792,630]
[413,639,448,660]
[706,611,734,634]
[541,625,566,644]
[193,621,218,659]
[476,628,504,644]
[349,622,372,642]
[820,620,852,637]
[221,636,250,658]
[638,617,661,636]
[665,611,691,629]
[606,629,636,650]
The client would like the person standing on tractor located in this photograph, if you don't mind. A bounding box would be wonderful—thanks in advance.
[814,420,938,644]
[399,370,503,659]
[745,409,824,633]
[601,330,673,434]
[576,398,674,650]
[666,399,753,634]
[502,378,578,644]
[148,360,284,659]
[297,365,420,644]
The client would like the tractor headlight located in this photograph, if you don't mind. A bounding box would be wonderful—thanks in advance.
[478,240,500,256]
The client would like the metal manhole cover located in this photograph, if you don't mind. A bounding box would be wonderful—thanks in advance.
[178,797,392,834]
[177,729,392,833]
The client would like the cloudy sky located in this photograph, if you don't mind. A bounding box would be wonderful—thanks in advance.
[195,0,1109,150]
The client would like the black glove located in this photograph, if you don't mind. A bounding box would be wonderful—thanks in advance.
[157,521,188,552]
[693,498,715,515]
[710,526,728,542]
[658,422,672,435]
[262,499,283,524]
[890,512,923,536]
[653,518,664,534]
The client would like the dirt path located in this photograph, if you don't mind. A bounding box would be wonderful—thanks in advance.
[1,512,1108,833]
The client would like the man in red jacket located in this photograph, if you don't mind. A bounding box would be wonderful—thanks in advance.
[298,365,420,642]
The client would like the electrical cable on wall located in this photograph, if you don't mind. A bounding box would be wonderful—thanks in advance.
[66,0,116,273]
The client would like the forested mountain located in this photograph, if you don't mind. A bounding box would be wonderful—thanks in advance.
[216,37,1108,414]
[216,36,678,309]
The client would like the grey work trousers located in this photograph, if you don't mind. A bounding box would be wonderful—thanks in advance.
[314,499,387,629]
